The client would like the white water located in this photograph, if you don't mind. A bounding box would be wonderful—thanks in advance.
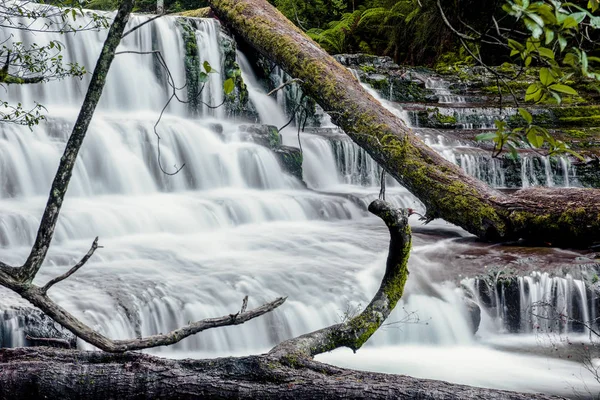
[1,9,599,397]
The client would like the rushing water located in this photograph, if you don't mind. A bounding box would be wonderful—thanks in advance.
[1,10,599,397]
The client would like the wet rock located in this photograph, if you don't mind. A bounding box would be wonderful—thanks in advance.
[334,54,399,70]
[463,298,481,334]
[209,123,224,139]
[273,145,303,181]
[238,124,281,149]
[1,305,76,348]
[574,158,600,188]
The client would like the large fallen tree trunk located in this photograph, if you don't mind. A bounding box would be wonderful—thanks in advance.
[208,0,600,248]
[0,347,564,400]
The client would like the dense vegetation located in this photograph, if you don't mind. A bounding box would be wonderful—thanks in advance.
[270,0,505,64]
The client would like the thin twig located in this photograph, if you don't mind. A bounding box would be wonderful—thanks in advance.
[41,237,100,294]
[122,13,164,38]
[267,78,302,96]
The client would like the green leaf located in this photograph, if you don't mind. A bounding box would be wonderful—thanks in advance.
[537,47,554,59]
[544,28,555,45]
[223,78,235,94]
[518,108,533,124]
[507,143,519,160]
[475,132,499,141]
[570,11,587,24]
[508,38,524,51]
[562,16,579,29]
[589,0,599,12]
[565,148,585,161]
[526,128,544,148]
[524,17,543,38]
[199,72,209,83]
[203,61,212,74]
[549,83,578,95]
[557,35,567,51]
[539,67,555,86]
[525,83,545,102]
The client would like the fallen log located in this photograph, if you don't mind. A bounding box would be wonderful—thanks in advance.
[208,0,600,248]
[0,347,564,400]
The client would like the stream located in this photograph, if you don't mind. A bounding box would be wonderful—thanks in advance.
[0,11,599,398]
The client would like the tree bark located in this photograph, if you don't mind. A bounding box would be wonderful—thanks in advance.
[0,348,564,400]
[208,0,600,248]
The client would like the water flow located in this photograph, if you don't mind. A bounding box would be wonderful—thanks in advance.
[0,9,597,396]
[425,77,466,104]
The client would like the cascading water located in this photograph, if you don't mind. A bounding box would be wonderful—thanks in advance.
[425,77,466,104]
[1,9,599,397]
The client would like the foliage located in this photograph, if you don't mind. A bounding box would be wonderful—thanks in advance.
[476,108,583,159]
[275,0,499,63]
[0,0,109,127]
[474,0,600,158]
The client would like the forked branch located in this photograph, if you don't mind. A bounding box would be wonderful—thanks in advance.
[270,199,411,360]
[15,280,285,352]
[41,237,100,294]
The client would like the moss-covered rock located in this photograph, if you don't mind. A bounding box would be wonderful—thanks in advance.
[415,108,457,129]
[273,145,303,181]
[238,124,281,149]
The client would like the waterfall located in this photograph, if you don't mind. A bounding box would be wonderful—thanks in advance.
[1,8,599,396]
[464,268,599,336]
[425,77,466,104]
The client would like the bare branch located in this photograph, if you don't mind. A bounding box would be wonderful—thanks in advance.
[41,237,100,294]
[270,199,411,359]
[436,0,477,42]
[241,295,249,313]
[18,283,285,352]
[14,0,136,283]
[266,78,302,96]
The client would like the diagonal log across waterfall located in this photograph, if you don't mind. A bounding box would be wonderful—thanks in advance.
[208,0,600,248]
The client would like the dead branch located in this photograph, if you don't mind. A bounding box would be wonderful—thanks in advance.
[266,78,302,96]
[41,237,100,294]
[270,199,411,359]
[15,280,285,352]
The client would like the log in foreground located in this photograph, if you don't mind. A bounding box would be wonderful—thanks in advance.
[208,0,600,248]
[0,348,565,400]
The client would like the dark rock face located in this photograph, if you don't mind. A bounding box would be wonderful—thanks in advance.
[273,146,303,181]
[1,305,76,348]
[463,298,481,334]
[575,158,600,187]
[235,125,304,182]
[238,124,281,149]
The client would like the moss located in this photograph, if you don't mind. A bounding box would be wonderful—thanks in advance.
[563,129,591,139]
[552,105,600,119]
[415,108,457,128]
[212,0,508,240]
[509,206,597,245]
[177,20,201,115]
[558,115,600,127]
[177,7,212,17]
[274,146,303,181]
[360,65,376,74]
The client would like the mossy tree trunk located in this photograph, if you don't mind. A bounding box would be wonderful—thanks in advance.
[208,0,600,248]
